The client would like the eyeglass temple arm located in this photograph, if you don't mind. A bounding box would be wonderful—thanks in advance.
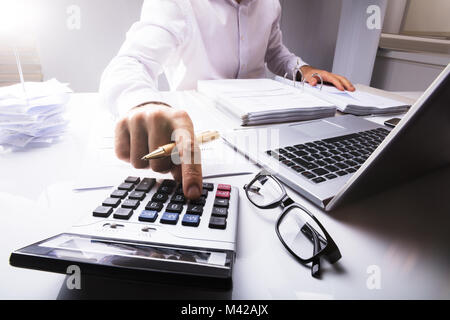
[310,227,321,278]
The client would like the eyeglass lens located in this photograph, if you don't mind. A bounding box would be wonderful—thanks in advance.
[246,175,284,207]
[278,207,327,260]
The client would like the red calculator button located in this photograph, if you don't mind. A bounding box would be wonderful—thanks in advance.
[217,184,231,191]
[216,191,230,199]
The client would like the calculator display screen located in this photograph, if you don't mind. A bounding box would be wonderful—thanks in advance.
[34,233,230,269]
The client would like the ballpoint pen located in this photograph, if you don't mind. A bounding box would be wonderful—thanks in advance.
[141,130,220,160]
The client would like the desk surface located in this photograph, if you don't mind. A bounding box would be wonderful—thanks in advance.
[0,92,449,300]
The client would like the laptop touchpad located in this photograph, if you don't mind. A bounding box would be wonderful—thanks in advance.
[291,120,346,138]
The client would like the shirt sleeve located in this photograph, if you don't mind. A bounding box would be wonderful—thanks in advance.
[99,0,189,117]
[264,1,308,78]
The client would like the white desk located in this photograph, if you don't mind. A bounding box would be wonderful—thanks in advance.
[0,92,449,299]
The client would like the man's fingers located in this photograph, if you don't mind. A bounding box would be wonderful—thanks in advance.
[146,109,174,173]
[115,118,131,162]
[129,114,150,169]
[323,73,345,91]
[171,111,203,199]
[336,75,355,91]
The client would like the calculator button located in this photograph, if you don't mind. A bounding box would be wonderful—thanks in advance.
[202,183,214,191]
[139,210,158,222]
[217,184,231,191]
[211,206,228,218]
[214,198,229,208]
[102,197,121,208]
[135,178,156,192]
[189,196,206,205]
[125,176,141,184]
[145,201,164,212]
[118,183,135,191]
[113,208,134,220]
[209,217,227,229]
[152,193,168,202]
[186,204,203,215]
[161,179,177,188]
[158,185,174,194]
[128,191,146,201]
[166,202,183,213]
[182,214,201,227]
[93,206,113,218]
[216,190,230,199]
[201,189,209,198]
[110,189,128,199]
[171,194,186,204]
[122,199,140,209]
[160,212,179,225]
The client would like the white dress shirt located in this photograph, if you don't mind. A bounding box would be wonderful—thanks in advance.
[100,0,307,116]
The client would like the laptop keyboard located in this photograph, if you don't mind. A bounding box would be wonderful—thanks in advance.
[266,128,390,184]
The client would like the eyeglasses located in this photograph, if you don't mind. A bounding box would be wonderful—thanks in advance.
[244,170,342,278]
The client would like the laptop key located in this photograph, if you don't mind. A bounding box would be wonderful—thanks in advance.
[323,158,336,164]
[335,163,349,169]
[312,177,326,183]
[294,144,307,150]
[291,166,305,173]
[315,160,327,167]
[293,150,308,157]
[324,165,339,172]
[301,171,316,179]
[346,168,357,173]
[325,174,337,180]
[336,171,348,176]
[312,168,329,176]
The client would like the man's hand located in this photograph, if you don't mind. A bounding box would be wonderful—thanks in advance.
[115,103,203,199]
[300,65,355,92]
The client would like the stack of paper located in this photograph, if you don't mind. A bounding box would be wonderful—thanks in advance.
[0,79,73,152]
[198,79,336,126]
[276,76,411,116]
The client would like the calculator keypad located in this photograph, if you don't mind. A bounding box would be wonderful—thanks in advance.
[92,178,234,230]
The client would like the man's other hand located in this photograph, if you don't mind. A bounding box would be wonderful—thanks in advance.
[300,65,355,92]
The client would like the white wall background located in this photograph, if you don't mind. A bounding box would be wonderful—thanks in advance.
[27,0,344,92]
[16,0,446,93]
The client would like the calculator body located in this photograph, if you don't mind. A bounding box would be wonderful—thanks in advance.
[10,177,239,288]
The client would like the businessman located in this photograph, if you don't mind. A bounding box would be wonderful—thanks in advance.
[100,0,355,199]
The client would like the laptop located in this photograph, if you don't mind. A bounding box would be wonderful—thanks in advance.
[223,64,450,211]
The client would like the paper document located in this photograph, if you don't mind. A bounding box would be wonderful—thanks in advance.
[275,76,410,116]
[0,79,73,152]
[198,79,336,126]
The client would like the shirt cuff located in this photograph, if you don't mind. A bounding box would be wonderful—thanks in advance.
[116,89,173,117]
[286,56,309,79]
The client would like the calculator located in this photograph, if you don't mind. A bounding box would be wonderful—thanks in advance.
[10,176,239,288]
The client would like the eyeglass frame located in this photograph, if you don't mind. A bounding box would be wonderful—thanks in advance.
[243,170,342,276]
